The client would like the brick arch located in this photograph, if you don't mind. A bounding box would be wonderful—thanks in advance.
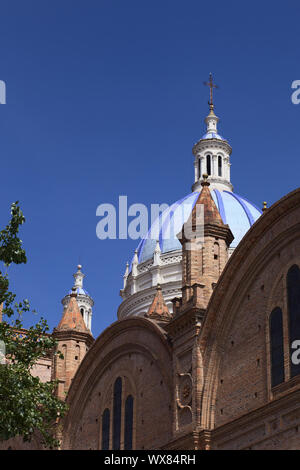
[61,316,173,449]
[199,188,300,431]
[97,365,138,450]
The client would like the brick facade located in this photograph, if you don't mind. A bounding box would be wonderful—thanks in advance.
[2,186,300,450]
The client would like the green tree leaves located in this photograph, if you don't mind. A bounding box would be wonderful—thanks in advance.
[0,202,67,449]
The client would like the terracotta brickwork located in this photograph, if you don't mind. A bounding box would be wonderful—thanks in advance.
[61,318,173,450]
[179,178,233,308]
[199,188,300,449]
[2,187,300,450]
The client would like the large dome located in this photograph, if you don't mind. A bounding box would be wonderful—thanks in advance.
[119,94,263,320]
[133,189,262,266]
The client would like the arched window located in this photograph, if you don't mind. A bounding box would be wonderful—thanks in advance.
[101,408,110,450]
[213,242,219,260]
[113,377,122,449]
[287,265,300,377]
[198,158,201,180]
[206,155,211,175]
[75,344,80,361]
[270,307,285,387]
[124,395,134,450]
[218,156,222,177]
[61,344,67,375]
[80,308,84,317]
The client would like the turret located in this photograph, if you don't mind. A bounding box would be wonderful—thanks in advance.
[53,287,94,400]
[62,265,94,332]
[178,174,234,311]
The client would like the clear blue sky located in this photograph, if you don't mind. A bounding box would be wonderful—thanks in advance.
[0,0,299,336]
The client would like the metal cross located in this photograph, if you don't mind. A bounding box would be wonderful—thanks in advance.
[203,73,218,107]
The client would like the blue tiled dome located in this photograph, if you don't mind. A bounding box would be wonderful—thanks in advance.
[68,287,91,297]
[133,189,262,265]
[201,131,225,140]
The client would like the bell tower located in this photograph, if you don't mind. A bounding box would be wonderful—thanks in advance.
[179,174,234,310]
[192,74,233,193]
[165,174,234,448]
[62,265,94,332]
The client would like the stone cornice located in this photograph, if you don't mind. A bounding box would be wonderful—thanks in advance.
[62,293,94,307]
[192,138,232,156]
[166,308,205,338]
[118,281,182,318]
[52,328,94,347]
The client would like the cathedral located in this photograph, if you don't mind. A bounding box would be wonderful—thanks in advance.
[2,80,300,450]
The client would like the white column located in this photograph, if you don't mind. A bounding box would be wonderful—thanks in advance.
[201,155,206,176]
[198,154,203,180]
[194,160,198,182]
[151,266,161,287]
[212,155,217,177]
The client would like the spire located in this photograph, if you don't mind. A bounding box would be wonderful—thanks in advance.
[192,73,233,193]
[189,174,225,229]
[123,261,129,289]
[73,264,84,289]
[182,175,233,246]
[146,284,171,321]
[132,249,139,277]
[57,287,89,332]
[178,175,234,308]
[203,73,219,134]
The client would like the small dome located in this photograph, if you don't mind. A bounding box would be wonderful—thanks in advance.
[68,287,91,297]
[201,131,225,141]
[132,189,262,266]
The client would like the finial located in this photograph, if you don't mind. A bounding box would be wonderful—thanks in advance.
[132,249,139,277]
[124,261,129,277]
[70,286,77,298]
[201,174,210,187]
[203,73,218,110]
[262,201,267,212]
[77,264,82,270]
[153,240,162,267]
[123,262,129,289]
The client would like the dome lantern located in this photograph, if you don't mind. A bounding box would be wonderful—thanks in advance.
[192,74,233,193]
